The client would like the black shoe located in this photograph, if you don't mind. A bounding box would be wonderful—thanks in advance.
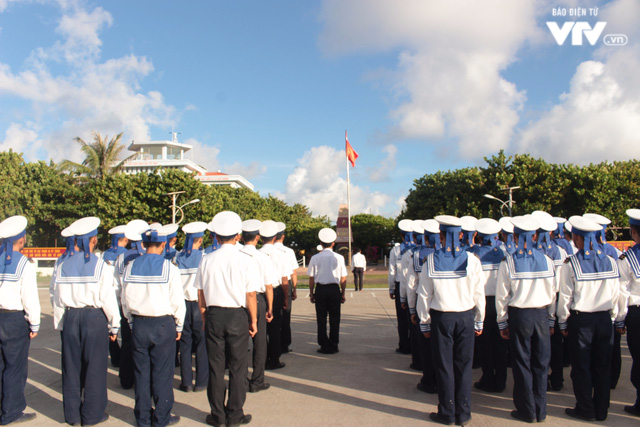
[417,382,437,394]
[409,363,422,371]
[510,410,535,423]
[83,413,109,426]
[429,412,453,425]
[167,415,180,425]
[494,384,506,393]
[5,413,37,424]
[550,383,563,391]
[473,381,495,393]
[193,385,207,392]
[281,347,292,354]
[565,408,595,421]
[624,405,640,417]
[317,347,338,354]
[249,383,271,393]
[178,384,190,392]
[265,362,285,370]
[395,347,411,354]
[227,414,252,427]
[456,415,471,426]
[205,414,224,427]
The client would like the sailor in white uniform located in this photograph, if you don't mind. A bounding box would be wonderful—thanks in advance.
[274,222,297,354]
[242,220,276,392]
[0,216,39,425]
[175,221,209,393]
[416,215,484,426]
[102,224,128,368]
[399,221,421,370]
[495,215,556,423]
[195,211,260,427]
[557,215,623,422]
[389,219,413,355]
[619,208,640,417]
[52,217,120,426]
[121,225,185,427]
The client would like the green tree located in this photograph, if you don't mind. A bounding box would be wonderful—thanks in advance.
[58,131,134,180]
[350,214,395,262]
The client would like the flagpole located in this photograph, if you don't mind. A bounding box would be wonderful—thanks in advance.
[346,131,352,268]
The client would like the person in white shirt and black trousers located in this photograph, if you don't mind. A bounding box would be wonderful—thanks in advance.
[351,247,366,291]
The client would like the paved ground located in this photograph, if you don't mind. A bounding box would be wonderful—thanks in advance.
[24,285,638,426]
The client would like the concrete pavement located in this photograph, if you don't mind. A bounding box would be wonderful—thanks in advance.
[23,287,639,426]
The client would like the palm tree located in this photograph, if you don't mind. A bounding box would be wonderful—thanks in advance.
[59,131,135,180]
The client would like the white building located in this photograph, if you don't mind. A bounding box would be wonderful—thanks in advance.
[122,134,254,190]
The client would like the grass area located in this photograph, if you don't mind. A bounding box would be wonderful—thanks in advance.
[296,273,389,289]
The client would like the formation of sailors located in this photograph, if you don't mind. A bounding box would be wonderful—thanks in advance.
[0,212,300,426]
[390,210,640,424]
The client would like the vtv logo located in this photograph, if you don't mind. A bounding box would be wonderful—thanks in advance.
[547,22,607,45]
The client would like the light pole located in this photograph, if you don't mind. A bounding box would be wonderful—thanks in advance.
[484,186,520,217]
[165,191,200,225]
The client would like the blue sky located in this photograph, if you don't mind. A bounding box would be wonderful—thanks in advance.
[1,0,638,220]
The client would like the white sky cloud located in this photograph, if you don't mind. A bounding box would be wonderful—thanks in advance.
[368,144,397,182]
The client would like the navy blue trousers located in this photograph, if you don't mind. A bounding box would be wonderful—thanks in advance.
[549,316,565,388]
[508,307,550,421]
[180,301,208,389]
[267,286,284,365]
[0,311,30,425]
[314,284,341,351]
[568,310,613,420]
[477,296,508,390]
[281,284,293,351]
[409,311,422,369]
[627,305,640,408]
[394,284,410,353]
[131,315,176,427]
[250,293,267,387]
[61,307,109,426]
[118,306,134,389]
[418,328,436,389]
[431,309,474,424]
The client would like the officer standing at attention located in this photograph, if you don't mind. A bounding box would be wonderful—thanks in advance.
[557,215,623,422]
[175,221,209,393]
[274,222,297,354]
[389,220,412,354]
[259,220,290,370]
[195,211,259,427]
[351,247,366,291]
[102,224,128,368]
[618,208,640,417]
[121,225,184,427]
[241,220,276,393]
[399,221,421,370]
[415,215,484,427]
[495,216,556,423]
[51,217,120,426]
[308,228,347,354]
[0,216,40,425]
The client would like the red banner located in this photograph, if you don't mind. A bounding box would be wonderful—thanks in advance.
[22,247,65,259]
[608,241,633,253]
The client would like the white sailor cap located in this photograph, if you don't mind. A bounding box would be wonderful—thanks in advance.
[554,216,567,224]
[141,224,174,243]
[510,216,539,233]
[108,225,127,236]
[565,221,573,233]
[61,226,74,238]
[242,219,262,233]
[259,220,279,239]
[568,215,602,234]
[411,220,425,234]
[316,245,323,251]
[0,215,28,239]
[421,219,440,235]
[435,215,462,229]
[583,213,611,226]
[460,216,477,232]
[475,218,501,235]
[276,222,286,233]
[182,221,208,236]
[211,211,242,237]
[69,217,100,236]
[627,209,640,226]
[531,211,557,232]
[318,228,337,244]
[126,220,149,242]
[398,219,414,233]
[163,223,179,238]
[499,217,514,233]
[149,222,163,231]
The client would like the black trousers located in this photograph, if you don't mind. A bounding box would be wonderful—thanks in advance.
[431,309,474,424]
[267,286,284,366]
[61,307,109,426]
[180,300,208,389]
[611,330,622,388]
[353,268,364,291]
[131,315,176,427]
[0,310,31,425]
[281,284,293,351]
[118,306,134,389]
[418,327,436,388]
[508,307,550,421]
[250,293,267,387]
[409,312,422,369]
[477,296,508,389]
[627,305,640,408]
[549,316,565,388]
[205,307,249,426]
[568,310,613,420]
[394,284,410,353]
[315,284,341,351]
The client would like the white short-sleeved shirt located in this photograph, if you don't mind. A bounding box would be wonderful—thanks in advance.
[275,242,298,279]
[260,244,292,287]
[0,254,40,332]
[241,245,279,293]
[196,244,262,308]
[352,253,366,270]
[307,248,347,284]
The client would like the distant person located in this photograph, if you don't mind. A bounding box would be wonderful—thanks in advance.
[308,228,347,354]
[352,247,366,291]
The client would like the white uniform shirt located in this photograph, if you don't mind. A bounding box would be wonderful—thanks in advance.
[121,255,185,331]
[619,249,640,310]
[52,253,121,333]
[307,248,347,284]
[495,255,557,329]
[388,244,401,293]
[260,244,292,287]
[398,250,413,303]
[176,253,203,301]
[0,255,40,332]
[196,244,261,308]
[556,255,623,329]
[241,245,279,293]
[275,242,298,280]
[352,253,367,270]
[416,253,485,332]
